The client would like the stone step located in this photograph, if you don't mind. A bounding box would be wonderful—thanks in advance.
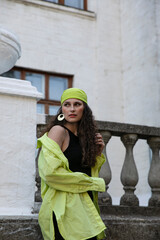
[1,207,160,240]
[0,215,42,240]
[102,206,160,240]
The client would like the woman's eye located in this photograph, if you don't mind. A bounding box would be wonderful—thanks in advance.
[64,103,69,106]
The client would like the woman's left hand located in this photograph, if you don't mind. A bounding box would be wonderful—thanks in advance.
[95,133,105,156]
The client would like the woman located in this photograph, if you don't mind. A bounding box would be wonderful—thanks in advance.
[37,88,106,240]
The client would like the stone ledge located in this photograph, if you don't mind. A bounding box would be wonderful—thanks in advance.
[100,205,160,217]
[101,206,160,240]
[1,206,160,240]
[0,215,42,240]
[104,217,160,240]
[97,120,160,139]
[37,116,160,139]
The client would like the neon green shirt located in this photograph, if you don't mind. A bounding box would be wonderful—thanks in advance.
[37,133,106,240]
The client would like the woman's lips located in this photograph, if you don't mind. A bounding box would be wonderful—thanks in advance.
[69,114,77,117]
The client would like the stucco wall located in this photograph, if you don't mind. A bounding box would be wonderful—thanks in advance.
[0,0,123,122]
[89,0,123,121]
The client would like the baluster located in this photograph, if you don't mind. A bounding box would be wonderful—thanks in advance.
[99,131,112,205]
[120,134,139,206]
[35,174,42,202]
[147,137,160,207]
[34,149,42,213]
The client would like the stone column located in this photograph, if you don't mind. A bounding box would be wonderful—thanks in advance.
[147,137,160,207]
[0,77,42,215]
[120,134,139,206]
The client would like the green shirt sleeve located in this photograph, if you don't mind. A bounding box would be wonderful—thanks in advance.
[38,136,105,194]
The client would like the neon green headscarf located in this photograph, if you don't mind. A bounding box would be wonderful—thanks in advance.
[61,88,87,105]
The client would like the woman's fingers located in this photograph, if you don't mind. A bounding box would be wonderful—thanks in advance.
[95,133,105,155]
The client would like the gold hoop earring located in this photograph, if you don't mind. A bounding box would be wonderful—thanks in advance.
[57,114,65,121]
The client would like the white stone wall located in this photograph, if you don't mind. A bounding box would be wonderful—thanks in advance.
[0,77,42,215]
[0,1,124,206]
[0,0,123,122]
[88,0,123,121]
[121,0,160,127]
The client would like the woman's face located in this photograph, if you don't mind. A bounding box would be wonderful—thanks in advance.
[62,98,84,123]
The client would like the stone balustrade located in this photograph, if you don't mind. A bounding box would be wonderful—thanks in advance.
[97,120,160,208]
[35,118,160,211]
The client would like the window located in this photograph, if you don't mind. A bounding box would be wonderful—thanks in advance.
[43,0,87,10]
[2,67,73,115]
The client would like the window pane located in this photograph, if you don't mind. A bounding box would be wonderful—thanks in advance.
[25,72,45,97]
[49,76,68,101]
[37,104,45,114]
[49,105,60,115]
[65,0,84,9]
[44,0,58,3]
[1,70,21,79]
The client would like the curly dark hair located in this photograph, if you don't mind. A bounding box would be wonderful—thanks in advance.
[43,103,99,167]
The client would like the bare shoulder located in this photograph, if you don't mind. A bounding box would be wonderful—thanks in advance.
[48,125,66,148]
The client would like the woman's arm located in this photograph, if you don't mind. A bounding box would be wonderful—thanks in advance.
[38,148,105,194]
[38,132,106,194]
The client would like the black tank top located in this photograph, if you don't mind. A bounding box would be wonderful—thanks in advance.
[62,126,91,177]
[52,126,94,240]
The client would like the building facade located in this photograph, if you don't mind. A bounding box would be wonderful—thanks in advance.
[1,0,160,206]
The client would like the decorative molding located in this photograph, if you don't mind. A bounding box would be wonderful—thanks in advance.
[0,28,21,74]
[0,77,43,99]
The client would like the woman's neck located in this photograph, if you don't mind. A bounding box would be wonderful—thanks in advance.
[64,122,78,136]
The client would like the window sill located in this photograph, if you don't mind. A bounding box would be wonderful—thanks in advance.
[16,0,96,20]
